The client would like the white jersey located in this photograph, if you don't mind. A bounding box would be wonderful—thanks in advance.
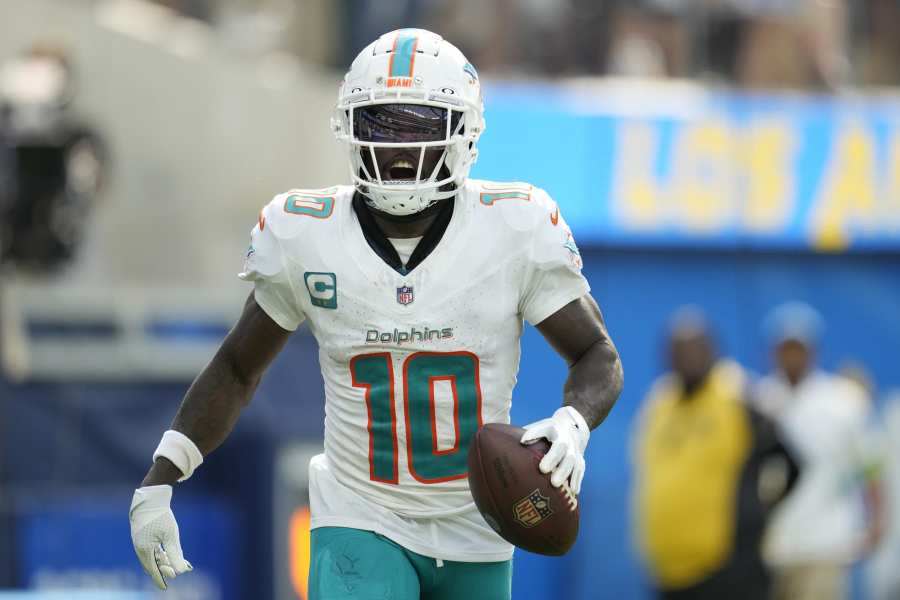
[755,370,873,565]
[239,179,589,562]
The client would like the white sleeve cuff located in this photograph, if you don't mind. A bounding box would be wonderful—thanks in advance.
[153,430,204,482]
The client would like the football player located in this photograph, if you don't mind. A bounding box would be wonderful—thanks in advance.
[130,29,623,599]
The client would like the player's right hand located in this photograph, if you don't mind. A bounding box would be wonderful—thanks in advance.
[129,485,193,589]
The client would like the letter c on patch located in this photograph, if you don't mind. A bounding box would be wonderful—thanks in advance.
[304,272,337,309]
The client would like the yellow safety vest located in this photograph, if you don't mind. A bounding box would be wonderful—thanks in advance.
[634,361,751,589]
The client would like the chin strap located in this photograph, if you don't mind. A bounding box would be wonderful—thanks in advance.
[362,194,446,224]
[355,164,457,218]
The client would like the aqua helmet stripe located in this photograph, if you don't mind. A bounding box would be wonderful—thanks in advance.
[389,31,419,78]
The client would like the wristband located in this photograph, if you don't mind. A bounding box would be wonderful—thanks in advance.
[153,430,203,482]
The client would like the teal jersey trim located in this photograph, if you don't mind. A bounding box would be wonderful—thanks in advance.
[480,191,532,206]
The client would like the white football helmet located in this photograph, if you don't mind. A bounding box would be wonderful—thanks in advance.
[333,29,485,216]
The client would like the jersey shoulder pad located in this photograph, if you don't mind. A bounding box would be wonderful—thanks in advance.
[240,186,346,281]
[259,185,347,240]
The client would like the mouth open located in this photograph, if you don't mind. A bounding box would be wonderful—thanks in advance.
[365,147,447,185]
[385,157,417,181]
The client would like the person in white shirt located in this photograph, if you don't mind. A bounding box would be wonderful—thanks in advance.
[755,302,885,600]
[867,392,900,600]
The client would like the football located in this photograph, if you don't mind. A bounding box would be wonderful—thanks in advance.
[467,422,580,556]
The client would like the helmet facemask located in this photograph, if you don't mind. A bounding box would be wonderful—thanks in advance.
[334,92,481,216]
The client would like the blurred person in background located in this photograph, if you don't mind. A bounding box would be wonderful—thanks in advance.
[0,109,11,582]
[633,307,799,600]
[0,42,106,272]
[150,0,215,22]
[416,0,513,74]
[756,302,886,600]
[853,0,900,87]
[606,1,690,78]
[129,28,624,598]
[868,391,900,600]
[343,0,435,67]
[0,102,12,263]
[723,0,847,89]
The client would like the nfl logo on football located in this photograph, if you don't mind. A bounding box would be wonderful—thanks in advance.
[397,286,414,305]
[513,489,554,528]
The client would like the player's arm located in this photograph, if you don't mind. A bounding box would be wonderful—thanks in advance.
[520,293,623,493]
[130,293,291,589]
[536,293,622,429]
[515,189,622,493]
[142,292,290,485]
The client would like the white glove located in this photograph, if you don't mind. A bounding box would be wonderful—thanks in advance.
[520,406,590,494]
[129,485,193,589]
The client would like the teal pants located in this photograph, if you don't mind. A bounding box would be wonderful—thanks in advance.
[309,527,512,600]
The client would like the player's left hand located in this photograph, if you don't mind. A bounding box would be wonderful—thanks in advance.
[520,406,590,494]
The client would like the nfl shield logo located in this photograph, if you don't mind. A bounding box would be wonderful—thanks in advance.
[513,489,554,528]
[396,286,414,305]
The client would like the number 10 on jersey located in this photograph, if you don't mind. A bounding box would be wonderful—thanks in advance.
[350,351,483,484]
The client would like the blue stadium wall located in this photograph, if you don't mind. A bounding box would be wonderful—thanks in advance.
[513,247,900,600]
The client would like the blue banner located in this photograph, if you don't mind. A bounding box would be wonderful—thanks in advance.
[16,493,241,600]
[475,83,900,251]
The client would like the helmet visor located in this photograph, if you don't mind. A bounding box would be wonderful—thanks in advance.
[353,104,462,143]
